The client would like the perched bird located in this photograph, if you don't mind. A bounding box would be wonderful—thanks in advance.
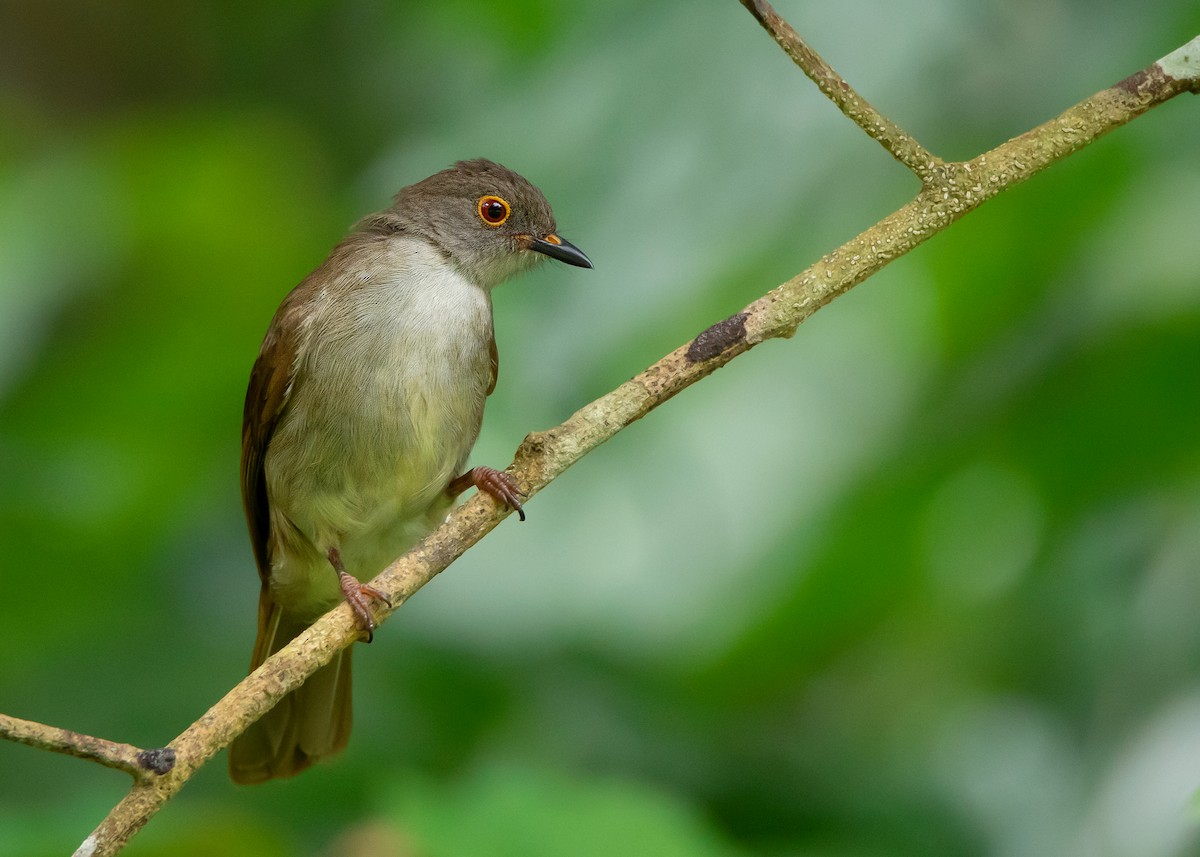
[228,159,591,784]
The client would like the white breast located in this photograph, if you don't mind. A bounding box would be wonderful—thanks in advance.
[265,237,494,614]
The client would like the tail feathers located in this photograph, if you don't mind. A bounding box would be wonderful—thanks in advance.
[228,593,352,784]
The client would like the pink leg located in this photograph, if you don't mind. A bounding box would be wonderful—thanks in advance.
[447,466,526,521]
[328,546,392,642]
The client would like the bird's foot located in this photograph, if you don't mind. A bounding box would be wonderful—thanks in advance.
[449,466,526,521]
[328,547,392,643]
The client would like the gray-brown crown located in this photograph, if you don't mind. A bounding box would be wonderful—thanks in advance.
[368,158,563,289]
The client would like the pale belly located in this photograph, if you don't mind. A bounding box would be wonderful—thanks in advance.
[263,256,493,619]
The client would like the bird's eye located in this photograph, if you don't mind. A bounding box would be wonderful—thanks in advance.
[477,195,511,226]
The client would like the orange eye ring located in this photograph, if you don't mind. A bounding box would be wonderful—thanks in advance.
[477,195,511,227]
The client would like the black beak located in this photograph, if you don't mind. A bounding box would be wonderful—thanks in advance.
[528,234,593,269]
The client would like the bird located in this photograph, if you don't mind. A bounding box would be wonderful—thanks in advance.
[227,158,591,784]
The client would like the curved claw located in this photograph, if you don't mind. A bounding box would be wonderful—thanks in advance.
[468,466,526,521]
[334,562,392,643]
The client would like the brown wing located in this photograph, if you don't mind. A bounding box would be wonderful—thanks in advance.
[241,297,303,583]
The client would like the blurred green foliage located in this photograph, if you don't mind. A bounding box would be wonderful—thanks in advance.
[2,1,1199,855]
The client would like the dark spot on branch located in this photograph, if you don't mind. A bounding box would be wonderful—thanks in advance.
[686,312,748,363]
[137,747,177,775]
[1115,68,1154,95]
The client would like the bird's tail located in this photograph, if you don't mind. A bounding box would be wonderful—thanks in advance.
[228,588,352,784]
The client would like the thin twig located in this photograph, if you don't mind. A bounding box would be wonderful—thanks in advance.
[0,713,175,780]
[72,20,1200,857]
[739,0,941,181]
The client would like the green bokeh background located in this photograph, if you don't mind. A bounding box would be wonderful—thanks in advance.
[2,2,1199,855]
